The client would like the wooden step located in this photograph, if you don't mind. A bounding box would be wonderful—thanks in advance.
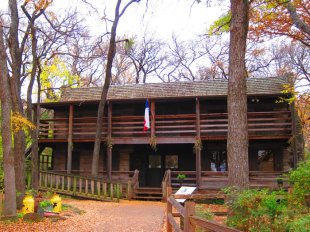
[133,187,163,201]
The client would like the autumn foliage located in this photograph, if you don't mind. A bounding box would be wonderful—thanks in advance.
[249,0,310,46]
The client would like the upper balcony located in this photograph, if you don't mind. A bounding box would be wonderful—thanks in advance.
[38,110,292,144]
[37,77,293,144]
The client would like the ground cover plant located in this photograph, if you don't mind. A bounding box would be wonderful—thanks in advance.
[225,157,310,232]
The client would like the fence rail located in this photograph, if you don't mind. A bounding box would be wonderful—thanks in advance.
[39,111,291,140]
[39,171,132,201]
[167,194,241,232]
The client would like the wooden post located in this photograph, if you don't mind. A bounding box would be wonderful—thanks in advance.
[151,100,156,137]
[127,180,132,200]
[290,103,298,168]
[184,201,195,232]
[107,102,112,181]
[167,198,172,232]
[67,104,74,174]
[195,98,201,186]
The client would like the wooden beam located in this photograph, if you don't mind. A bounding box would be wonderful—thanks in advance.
[151,100,156,137]
[107,102,112,181]
[290,102,298,168]
[195,98,201,186]
[67,104,74,174]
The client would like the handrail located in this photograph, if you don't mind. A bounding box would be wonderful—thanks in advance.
[166,194,241,232]
[39,171,126,201]
[127,169,139,200]
[162,169,171,202]
[39,110,292,139]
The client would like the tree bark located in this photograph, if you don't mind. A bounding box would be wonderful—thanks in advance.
[9,0,26,209]
[227,0,250,189]
[0,24,17,217]
[91,0,141,176]
[285,1,310,38]
[91,0,122,176]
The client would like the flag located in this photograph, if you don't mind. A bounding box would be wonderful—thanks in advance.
[144,100,150,131]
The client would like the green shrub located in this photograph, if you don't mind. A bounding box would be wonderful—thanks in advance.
[287,214,310,232]
[289,158,310,209]
[226,188,288,232]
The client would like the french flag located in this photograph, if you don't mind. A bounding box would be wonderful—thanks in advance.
[144,100,150,131]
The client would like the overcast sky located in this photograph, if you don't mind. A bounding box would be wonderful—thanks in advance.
[1,0,227,41]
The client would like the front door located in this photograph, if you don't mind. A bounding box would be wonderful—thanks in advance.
[147,155,163,187]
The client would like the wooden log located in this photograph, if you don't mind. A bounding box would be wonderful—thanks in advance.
[61,176,65,191]
[91,180,95,195]
[67,104,73,174]
[168,196,185,217]
[79,178,82,193]
[184,201,195,232]
[127,180,132,200]
[103,182,107,198]
[97,181,101,196]
[85,179,88,194]
[189,216,241,232]
[73,177,77,194]
[167,201,173,232]
[110,183,114,200]
[167,213,181,232]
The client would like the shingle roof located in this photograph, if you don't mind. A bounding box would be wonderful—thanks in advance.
[59,77,288,103]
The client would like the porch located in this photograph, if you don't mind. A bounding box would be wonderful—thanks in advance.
[39,169,288,201]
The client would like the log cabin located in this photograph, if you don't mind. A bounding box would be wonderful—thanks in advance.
[36,77,297,200]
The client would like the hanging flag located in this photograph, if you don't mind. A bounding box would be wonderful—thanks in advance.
[144,100,150,131]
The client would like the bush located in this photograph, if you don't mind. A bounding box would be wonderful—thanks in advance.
[288,158,310,209]
[226,158,310,231]
[226,188,288,232]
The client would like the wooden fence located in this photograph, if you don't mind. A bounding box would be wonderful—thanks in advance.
[39,171,134,201]
[167,194,241,232]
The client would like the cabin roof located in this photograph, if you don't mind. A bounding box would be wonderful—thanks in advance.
[58,77,288,103]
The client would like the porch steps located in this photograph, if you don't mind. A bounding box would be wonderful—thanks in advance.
[133,187,163,201]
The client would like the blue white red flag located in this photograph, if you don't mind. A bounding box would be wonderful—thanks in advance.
[144,100,150,131]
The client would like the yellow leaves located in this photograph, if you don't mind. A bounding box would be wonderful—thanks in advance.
[12,112,36,134]
[23,0,53,12]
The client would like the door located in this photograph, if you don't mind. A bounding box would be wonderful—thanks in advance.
[147,155,163,187]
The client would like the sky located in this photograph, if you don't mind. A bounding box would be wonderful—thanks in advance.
[0,0,227,42]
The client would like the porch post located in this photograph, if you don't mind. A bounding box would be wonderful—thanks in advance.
[107,102,112,181]
[151,100,156,137]
[195,98,201,186]
[290,102,298,168]
[67,104,74,174]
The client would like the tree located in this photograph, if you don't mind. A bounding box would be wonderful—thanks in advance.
[249,0,310,47]
[227,0,250,188]
[127,35,166,83]
[0,23,17,217]
[91,0,142,177]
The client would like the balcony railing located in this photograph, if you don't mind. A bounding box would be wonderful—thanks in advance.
[39,111,291,140]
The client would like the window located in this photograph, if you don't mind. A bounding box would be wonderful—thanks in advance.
[165,155,178,169]
[149,155,161,168]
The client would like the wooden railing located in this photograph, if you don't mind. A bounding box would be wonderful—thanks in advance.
[165,171,286,190]
[170,171,197,188]
[167,194,241,232]
[127,169,139,200]
[39,171,129,201]
[38,111,291,140]
[162,169,171,202]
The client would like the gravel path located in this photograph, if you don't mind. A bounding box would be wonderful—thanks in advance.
[0,199,166,232]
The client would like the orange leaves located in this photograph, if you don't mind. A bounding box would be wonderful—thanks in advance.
[23,0,53,12]
[249,0,310,44]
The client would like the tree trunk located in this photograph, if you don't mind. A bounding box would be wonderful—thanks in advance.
[9,0,26,208]
[227,0,250,189]
[0,24,17,217]
[91,0,122,176]
[91,0,141,176]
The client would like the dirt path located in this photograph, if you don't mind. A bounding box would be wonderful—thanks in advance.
[0,199,166,232]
